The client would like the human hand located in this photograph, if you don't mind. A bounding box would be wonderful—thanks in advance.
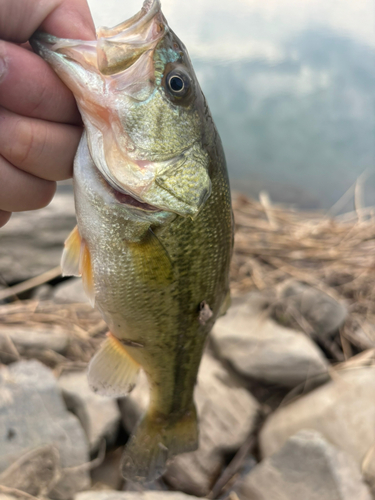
[0,0,95,227]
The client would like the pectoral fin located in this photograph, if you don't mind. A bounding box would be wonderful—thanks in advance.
[127,228,174,286]
[61,225,82,277]
[88,332,140,397]
[61,225,95,306]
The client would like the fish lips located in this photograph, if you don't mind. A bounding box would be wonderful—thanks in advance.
[104,155,212,219]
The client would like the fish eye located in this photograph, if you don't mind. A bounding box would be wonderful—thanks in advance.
[166,69,190,97]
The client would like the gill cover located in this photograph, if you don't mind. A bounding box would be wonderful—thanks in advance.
[30,0,211,217]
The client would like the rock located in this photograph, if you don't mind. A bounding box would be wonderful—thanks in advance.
[120,352,260,497]
[52,279,89,304]
[0,445,60,497]
[76,492,205,500]
[240,430,372,500]
[0,324,69,354]
[0,186,75,283]
[276,280,347,338]
[259,367,375,492]
[0,360,90,500]
[91,448,123,491]
[32,284,54,301]
[58,371,121,453]
[211,293,329,387]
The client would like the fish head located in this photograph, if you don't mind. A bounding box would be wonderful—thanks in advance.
[31,0,212,218]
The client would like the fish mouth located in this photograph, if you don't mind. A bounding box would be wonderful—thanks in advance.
[31,0,165,78]
[102,173,162,213]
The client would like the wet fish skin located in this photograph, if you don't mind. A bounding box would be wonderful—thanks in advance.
[31,0,233,482]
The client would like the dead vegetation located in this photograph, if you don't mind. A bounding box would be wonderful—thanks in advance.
[230,191,375,360]
[1,190,375,368]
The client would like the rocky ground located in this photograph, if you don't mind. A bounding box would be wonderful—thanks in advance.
[1,187,375,500]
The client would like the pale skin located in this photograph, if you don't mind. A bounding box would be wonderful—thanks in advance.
[0,0,96,227]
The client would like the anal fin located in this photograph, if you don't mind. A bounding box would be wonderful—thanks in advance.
[88,332,140,397]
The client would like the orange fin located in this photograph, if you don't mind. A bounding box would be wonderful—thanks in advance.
[61,225,82,277]
[61,225,95,306]
[79,242,95,307]
[88,332,140,397]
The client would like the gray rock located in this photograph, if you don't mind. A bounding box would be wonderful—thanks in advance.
[76,492,205,500]
[0,324,69,354]
[53,279,89,304]
[276,280,347,338]
[120,352,260,497]
[0,445,60,497]
[0,360,90,500]
[259,367,375,492]
[58,371,121,453]
[211,293,329,387]
[0,186,75,283]
[240,430,372,500]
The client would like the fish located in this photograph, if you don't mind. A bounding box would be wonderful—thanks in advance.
[31,0,233,482]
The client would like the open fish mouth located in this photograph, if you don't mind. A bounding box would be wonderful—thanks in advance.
[103,174,162,213]
[31,0,211,218]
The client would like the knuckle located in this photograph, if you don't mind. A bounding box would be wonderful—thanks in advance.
[9,119,47,166]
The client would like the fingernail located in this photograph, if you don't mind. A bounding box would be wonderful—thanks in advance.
[0,45,8,83]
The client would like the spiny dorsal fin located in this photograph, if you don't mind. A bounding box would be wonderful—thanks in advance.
[88,332,140,397]
[61,225,82,277]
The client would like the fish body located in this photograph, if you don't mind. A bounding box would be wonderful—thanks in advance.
[31,0,233,481]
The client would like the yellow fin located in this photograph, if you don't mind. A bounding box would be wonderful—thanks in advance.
[88,333,140,397]
[61,225,82,277]
[121,404,198,483]
[127,229,174,287]
[79,242,95,307]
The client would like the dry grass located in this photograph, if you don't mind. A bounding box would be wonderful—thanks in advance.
[0,300,106,372]
[230,192,375,357]
[1,190,375,367]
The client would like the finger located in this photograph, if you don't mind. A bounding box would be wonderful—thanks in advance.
[0,210,11,228]
[0,0,95,43]
[0,156,56,212]
[0,107,81,181]
[0,41,80,124]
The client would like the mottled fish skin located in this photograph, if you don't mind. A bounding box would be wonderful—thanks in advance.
[31,0,233,482]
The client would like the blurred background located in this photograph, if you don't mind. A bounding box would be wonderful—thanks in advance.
[88,0,375,209]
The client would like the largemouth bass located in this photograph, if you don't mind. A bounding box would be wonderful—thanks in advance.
[31,0,233,482]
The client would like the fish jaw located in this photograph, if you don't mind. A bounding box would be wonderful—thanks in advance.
[30,0,210,218]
